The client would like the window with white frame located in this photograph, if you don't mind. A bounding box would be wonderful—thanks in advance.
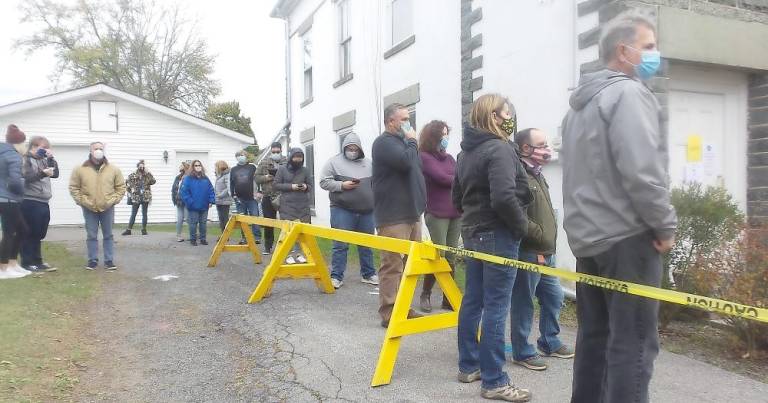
[391,0,414,46]
[303,30,313,102]
[303,141,316,210]
[338,0,351,79]
[89,101,118,132]
[407,104,417,130]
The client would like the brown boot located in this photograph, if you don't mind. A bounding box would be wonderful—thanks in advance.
[420,292,432,313]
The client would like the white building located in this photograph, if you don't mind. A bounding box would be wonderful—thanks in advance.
[0,84,252,225]
[272,0,768,271]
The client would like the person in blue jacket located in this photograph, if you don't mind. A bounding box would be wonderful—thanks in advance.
[180,160,215,246]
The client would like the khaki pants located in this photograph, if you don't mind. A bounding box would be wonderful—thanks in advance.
[377,221,422,321]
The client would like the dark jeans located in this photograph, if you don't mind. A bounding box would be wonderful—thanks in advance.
[21,199,51,267]
[236,199,262,241]
[261,197,277,250]
[0,202,23,263]
[329,207,375,281]
[458,229,521,390]
[128,202,149,230]
[571,232,662,403]
[509,252,564,361]
[187,209,209,242]
[216,204,230,232]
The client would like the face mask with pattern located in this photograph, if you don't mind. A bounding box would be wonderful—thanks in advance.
[500,117,517,135]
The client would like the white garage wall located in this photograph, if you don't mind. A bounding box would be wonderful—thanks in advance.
[0,94,250,225]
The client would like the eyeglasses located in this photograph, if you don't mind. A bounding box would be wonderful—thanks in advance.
[193,165,202,167]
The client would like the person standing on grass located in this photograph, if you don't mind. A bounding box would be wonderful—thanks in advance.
[122,160,156,236]
[256,142,287,255]
[372,103,426,328]
[230,149,262,246]
[453,94,532,402]
[172,161,191,242]
[319,132,377,289]
[273,147,312,265]
[180,160,215,246]
[418,120,461,313]
[21,135,59,273]
[214,160,233,233]
[0,124,30,279]
[69,142,126,271]
[508,128,574,372]
[561,11,677,403]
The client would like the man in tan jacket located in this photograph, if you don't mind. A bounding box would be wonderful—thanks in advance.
[69,142,125,270]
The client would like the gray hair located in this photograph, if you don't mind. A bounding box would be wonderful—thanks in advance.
[599,11,657,63]
[235,149,247,157]
[383,103,406,124]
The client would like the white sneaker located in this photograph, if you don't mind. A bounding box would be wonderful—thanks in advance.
[0,268,27,279]
[285,255,297,265]
[361,274,379,285]
[331,278,343,289]
[295,255,308,264]
[9,265,31,275]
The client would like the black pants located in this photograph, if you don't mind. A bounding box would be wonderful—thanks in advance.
[128,202,149,230]
[20,199,50,267]
[216,204,230,232]
[0,202,23,264]
[571,232,662,403]
[261,197,277,250]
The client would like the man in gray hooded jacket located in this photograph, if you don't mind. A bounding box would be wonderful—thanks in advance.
[561,12,677,403]
[320,133,377,289]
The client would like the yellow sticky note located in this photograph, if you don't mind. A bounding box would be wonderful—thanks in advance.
[687,135,702,162]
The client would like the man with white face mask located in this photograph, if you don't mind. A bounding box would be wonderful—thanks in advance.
[508,128,574,373]
[319,133,376,289]
[230,149,262,246]
[69,142,126,271]
[256,142,287,254]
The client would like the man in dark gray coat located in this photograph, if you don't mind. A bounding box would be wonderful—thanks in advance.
[561,12,678,403]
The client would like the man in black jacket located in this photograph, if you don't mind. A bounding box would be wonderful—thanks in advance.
[372,103,427,327]
[230,149,262,244]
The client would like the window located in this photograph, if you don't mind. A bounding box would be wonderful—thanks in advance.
[407,104,416,130]
[338,0,351,79]
[303,30,313,102]
[337,126,354,153]
[89,101,118,132]
[391,0,413,46]
[303,142,316,211]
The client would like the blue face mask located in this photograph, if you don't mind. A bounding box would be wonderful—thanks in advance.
[627,46,661,80]
[439,137,449,151]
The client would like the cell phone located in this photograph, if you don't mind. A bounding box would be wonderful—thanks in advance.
[268,168,277,175]
[352,178,360,184]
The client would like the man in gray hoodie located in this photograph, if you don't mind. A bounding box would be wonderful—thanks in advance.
[319,133,377,289]
[561,12,677,403]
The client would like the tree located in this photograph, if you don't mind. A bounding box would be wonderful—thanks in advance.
[205,101,254,137]
[16,0,221,116]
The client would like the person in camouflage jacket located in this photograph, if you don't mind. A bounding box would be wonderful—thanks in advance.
[122,160,156,235]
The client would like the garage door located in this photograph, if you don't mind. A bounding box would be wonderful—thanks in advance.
[49,145,91,225]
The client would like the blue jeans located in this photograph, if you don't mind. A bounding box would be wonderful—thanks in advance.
[509,252,564,361]
[176,204,187,237]
[236,199,262,241]
[458,229,521,390]
[82,207,114,263]
[330,207,375,281]
[188,209,209,241]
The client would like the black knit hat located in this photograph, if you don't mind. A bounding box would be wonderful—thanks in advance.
[271,142,282,150]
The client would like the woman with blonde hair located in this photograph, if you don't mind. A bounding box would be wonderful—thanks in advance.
[214,160,233,232]
[21,135,59,272]
[453,94,532,401]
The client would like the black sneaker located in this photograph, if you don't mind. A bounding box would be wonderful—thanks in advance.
[141,229,148,235]
[262,248,271,256]
[24,265,46,273]
[255,239,262,245]
[121,229,131,236]
[104,261,118,271]
[84,260,98,270]
[200,239,208,245]
[238,239,247,245]
[190,240,198,246]
[40,263,58,272]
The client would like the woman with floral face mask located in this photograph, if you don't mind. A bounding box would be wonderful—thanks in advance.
[417,120,461,313]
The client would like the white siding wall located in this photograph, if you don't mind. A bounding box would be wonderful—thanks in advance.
[0,94,250,225]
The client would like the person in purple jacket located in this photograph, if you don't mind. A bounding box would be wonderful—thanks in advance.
[418,120,462,312]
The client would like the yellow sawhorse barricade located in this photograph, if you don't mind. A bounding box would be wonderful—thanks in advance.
[208,214,462,387]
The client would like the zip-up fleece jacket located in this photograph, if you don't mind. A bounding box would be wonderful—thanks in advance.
[215,169,233,205]
[0,143,23,202]
[561,69,677,257]
[69,159,126,213]
[520,163,557,256]
[23,152,59,203]
[319,133,374,214]
[452,124,531,239]
[180,174,215,212]
[371,131,426,227]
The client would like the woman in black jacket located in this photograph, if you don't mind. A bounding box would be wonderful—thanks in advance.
[452,94,532,402]
[273,148,312,265]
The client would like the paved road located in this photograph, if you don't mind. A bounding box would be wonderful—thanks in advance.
[47,228,768,402]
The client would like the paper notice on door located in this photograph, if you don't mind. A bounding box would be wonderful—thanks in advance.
[687,135,703,162]
[702,143,718,178]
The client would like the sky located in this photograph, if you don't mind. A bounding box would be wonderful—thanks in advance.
[0,0,287,148]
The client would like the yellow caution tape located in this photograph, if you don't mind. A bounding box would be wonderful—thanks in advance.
[431,243,768,324]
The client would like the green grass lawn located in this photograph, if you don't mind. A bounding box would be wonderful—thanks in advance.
[0,243,100,401]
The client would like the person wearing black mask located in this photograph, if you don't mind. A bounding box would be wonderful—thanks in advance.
[273,147,311,264]
[256,142,287,254]
[122,160,156,236]
[20,136,59,273]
